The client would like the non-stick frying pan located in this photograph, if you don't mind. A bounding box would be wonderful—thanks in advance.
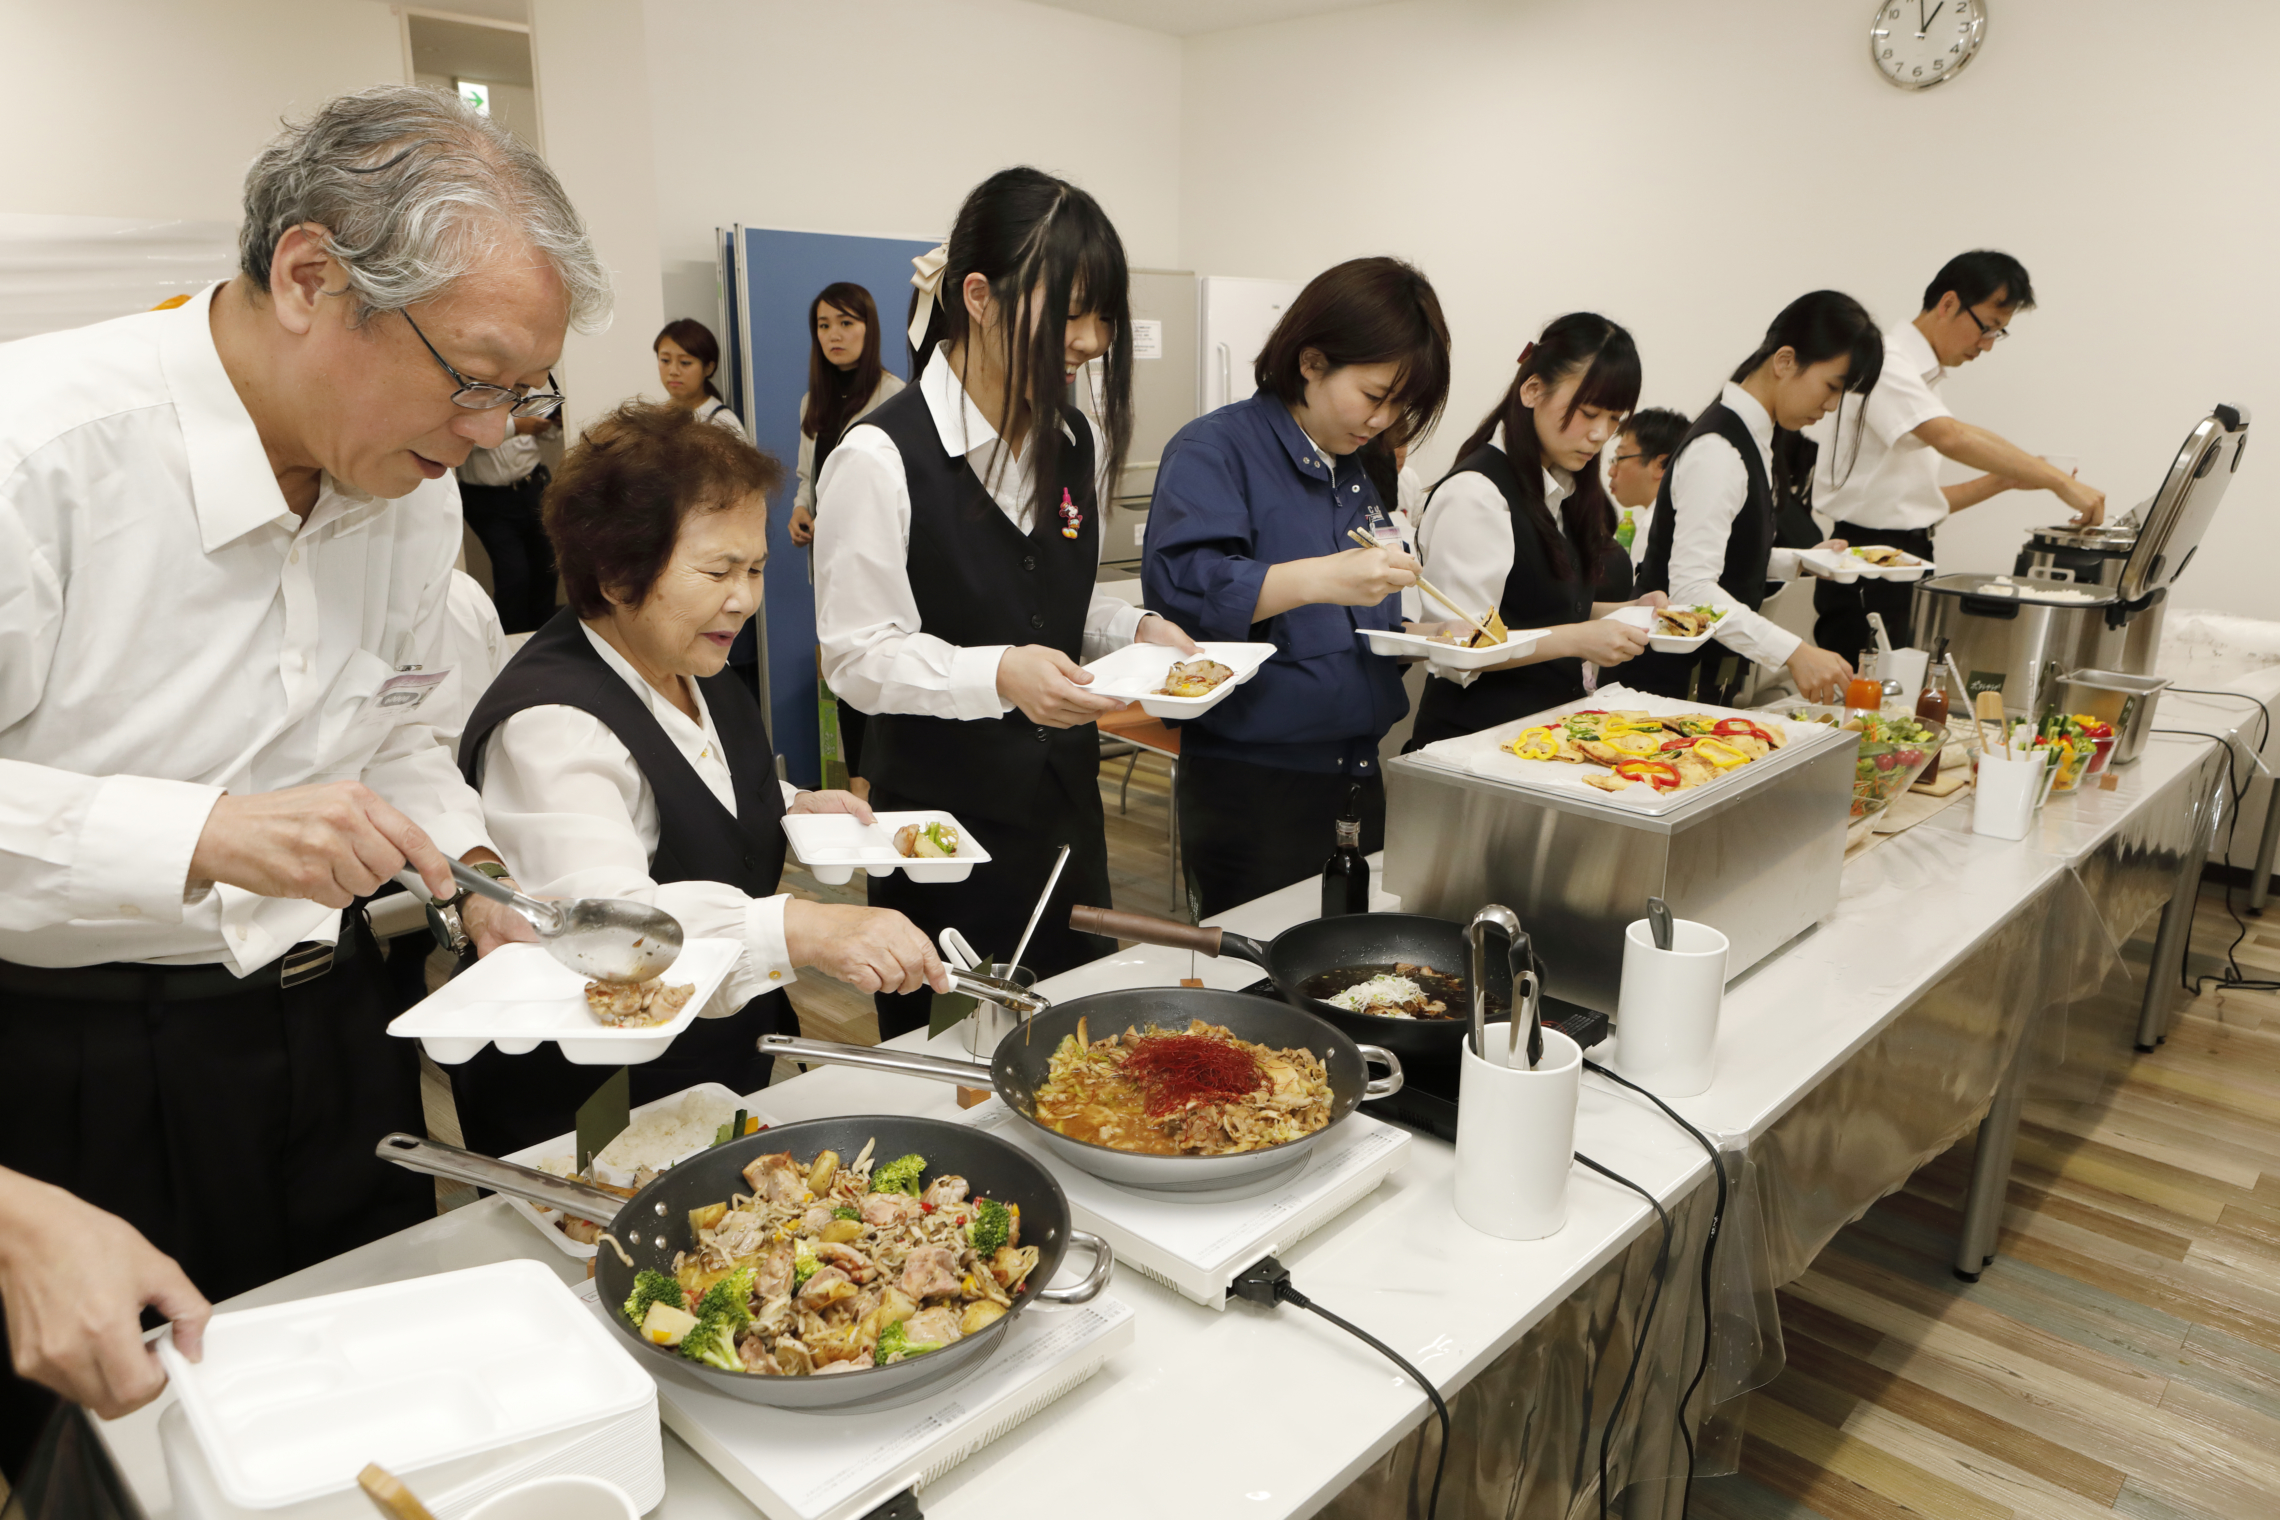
[761,983,1401,1194]
[1070,906,1532,1065]
[375,1117,1112,1412]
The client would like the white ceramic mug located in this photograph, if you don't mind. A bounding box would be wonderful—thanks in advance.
[1454,1024,1581,1241]
[1973,751,2043,840]
[1876,647,1929,710]
[1614,918,1728,1098]
[465,1476,639,1520]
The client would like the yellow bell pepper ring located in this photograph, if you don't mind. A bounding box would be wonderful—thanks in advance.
[1508,727,1563,761]
[1691,737,1752,770]
[1606,731,1667,757]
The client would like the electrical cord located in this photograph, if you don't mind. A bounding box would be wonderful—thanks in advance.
[1572,1153,1671,1520]
[1232,1256,1452,1520]
[2146,727,2280,995]
[1583,1059,1728,1516]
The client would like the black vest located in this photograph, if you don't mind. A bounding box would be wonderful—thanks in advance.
[1408,445,1591,748]
[858,383,1101,827]
[1637,403,1780,612]
[459,609,787,898]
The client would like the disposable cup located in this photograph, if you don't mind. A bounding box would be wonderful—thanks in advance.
[465,1476,639,1520]
[1973,752,2043,840]
[1454,1024,1581,1241]
[1876,648,1929,709]
[1614,918,1728,1098]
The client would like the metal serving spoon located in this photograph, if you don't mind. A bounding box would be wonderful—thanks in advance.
[394,863,684,984]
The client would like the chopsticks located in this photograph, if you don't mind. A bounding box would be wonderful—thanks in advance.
[1345,527,1493,643]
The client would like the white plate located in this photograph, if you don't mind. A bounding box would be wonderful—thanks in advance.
[387,937,742,1066]
[1357,625,1541,670]
[779,809,992,886]
[1080,640,1276,719]
[1800,546,1935,583]
[501,1082,772,1259]
[157,1261,654,1510]
[1605,604,1728,654]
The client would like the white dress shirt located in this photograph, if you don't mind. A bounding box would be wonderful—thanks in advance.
[477,622,799,1016]
[1805,318,1950,531]
[0,283,494,972]
[1413,424,1575,688]
[433,570,509,761]
[456,430,544,489]
[812,345,1147,719]
[695,397,748,440]
[793,372,905,517]
[1665,383,1806,668]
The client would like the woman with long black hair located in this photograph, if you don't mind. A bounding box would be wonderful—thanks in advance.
[1404,313,1667,749]
[787,283,903,549]
[655,318,744,437]
[813,167,1195,1037]
[1632,291,1882,706]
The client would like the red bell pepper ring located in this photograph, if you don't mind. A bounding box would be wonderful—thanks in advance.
[1713,718,1774,744]
[1614,759,1682,791]
[1660,737,1697,752]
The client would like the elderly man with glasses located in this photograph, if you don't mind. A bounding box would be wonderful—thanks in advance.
[0,84,608,1468]
[1804,249,2109,654]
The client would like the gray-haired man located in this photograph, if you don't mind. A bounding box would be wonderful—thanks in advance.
[0,85,608,1466]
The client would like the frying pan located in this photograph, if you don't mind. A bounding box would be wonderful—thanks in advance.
[760,984,1401,1195]
[1070,906,1535,1066]
[375,1117,1112,1412]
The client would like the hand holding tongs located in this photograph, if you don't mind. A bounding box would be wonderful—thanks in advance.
[1468,904,1542,1069]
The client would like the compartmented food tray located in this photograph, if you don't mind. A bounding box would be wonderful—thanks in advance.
[1081,639,1276,718]
[1357,625,1541,670]
[780,810,992,885]
[1604,603,1724,653]
[1800,545,1935,583]
[158,1261,655,1510]
[388,938,741,1066]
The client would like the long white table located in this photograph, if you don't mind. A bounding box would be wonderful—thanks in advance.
[94,671,2280,1520]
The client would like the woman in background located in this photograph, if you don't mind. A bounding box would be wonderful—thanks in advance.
[1631,291,1880,706]
[655,318,746,437]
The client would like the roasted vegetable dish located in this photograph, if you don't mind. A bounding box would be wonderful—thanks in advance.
[893,821,962,859]
[1505,708,1786,794]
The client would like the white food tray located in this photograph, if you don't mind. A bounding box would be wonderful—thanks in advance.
[387,938,741,1066]
[1357,625,1541,670]
[1800,545,1935,583]
[780,809,991,885]
[1604,603,1725,654]
[1080,639,1276,718]
[158,1261,655,1511]
[501,1082,775,1259]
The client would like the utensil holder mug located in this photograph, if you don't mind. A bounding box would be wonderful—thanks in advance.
[1973,752,2044,840]
[1454,1025,1581,1241]
[1614,918,1728,1099]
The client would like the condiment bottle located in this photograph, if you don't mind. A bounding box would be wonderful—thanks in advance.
[1844,650,1885,716]
[1914,665,1951,784]
[1320,785,1369,918]
[1615,509,1637,554]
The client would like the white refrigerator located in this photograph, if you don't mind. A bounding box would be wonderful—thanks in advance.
[1198,274,1306,413]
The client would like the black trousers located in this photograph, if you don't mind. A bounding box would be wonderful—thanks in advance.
[1814,521,1936,659]
[0,921,428,1480]
[1177,754,1386,922]
[1623,645,1751,707]
[838,699,869,779]
[447,990,790,1159]
[865,770,1113,1040]
[461,470,556,634]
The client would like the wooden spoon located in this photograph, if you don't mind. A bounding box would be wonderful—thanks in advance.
[1973,690,2008,760]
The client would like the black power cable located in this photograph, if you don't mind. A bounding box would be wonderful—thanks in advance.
[2148,727,2280,997]
[1573,1154,1672,1520]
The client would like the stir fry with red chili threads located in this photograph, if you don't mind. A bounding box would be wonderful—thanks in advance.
[1035,1020,1333,1156]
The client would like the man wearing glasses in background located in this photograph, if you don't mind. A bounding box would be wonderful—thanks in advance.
[1807,249,2108,654]
[0,85,609,1470]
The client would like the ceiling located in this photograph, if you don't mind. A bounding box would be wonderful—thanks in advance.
[408,13,533,86]
[1029,0,1384,36]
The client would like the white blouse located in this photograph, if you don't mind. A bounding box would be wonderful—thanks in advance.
[1413,424,1574,688]
[811,345,1147,721]
[793,371,905,517]
[1664,383,1806,668]
[696,398,747,440]
[477,622,799,1015]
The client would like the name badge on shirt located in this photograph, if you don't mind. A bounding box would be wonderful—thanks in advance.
[1360,499,1407,553]
[374,668,450,710]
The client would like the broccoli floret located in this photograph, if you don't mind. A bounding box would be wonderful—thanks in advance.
[695,1266,756,1326]
[832,1204,861,1221]
[621,1268,685,1329]
[870,1153,927,1197]
[792,1237,819,1288]
[873,1319,947,1367]
[967,1198,1013,1257]
[680,1308,744,1372]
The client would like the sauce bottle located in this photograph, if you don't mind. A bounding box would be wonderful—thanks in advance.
[1321,786,1370,918]
[1844,650,1885,716]
[1914,665,1951,785]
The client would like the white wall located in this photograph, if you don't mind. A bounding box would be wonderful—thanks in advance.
[641,0,1185,330]
[1180,0,2280,619]
[0,0,404,223]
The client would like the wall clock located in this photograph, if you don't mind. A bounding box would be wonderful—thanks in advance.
[1870,0,1986,90]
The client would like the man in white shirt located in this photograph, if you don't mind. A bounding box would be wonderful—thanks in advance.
[1603,406,1689,594]
[1807,251,2108,654]
[457,412,562,633]
[0,85,607,1467]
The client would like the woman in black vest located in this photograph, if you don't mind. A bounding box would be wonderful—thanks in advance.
[1632,292,1882,707]
[1405,314,1667,750]
[812,169,1195,1038]
[450,404,947,1156]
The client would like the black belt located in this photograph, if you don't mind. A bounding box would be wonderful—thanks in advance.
[0,928,359,1003]
[1832,519,1936,550]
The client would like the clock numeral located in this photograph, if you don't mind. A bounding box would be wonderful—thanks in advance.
[1882,47,1894,58]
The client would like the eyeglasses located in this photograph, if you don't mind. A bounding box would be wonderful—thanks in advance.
[402,309,564,417]
[1961,306,2012,344]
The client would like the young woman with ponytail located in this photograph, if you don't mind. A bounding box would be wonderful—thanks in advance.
[811,167,1194,1036]
[1404,312,1669,749]
[1631,290,1883,706]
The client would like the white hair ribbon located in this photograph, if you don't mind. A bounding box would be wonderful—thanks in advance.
[908,243,949,352]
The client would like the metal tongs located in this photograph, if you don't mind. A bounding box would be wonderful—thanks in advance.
[1467,904,1542,1069]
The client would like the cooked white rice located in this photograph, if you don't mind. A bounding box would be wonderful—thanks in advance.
[531,1088,742,1189]
[1326,973,1425,1015]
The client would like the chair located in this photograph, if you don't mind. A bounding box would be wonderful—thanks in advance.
[1096,703,1183,913]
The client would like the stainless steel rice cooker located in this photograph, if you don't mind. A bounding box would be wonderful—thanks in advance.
[1912,573,2122,718]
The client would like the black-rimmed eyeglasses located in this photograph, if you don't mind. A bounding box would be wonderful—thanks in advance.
[1961,306,2012,344]
[402,309,564,417]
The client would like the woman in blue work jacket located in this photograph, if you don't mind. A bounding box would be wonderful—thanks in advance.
[1142,257,1451,918]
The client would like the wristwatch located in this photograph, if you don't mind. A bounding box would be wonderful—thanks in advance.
[425,860,515,955]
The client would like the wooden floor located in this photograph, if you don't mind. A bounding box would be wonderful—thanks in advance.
[1695,882,2280,1520]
